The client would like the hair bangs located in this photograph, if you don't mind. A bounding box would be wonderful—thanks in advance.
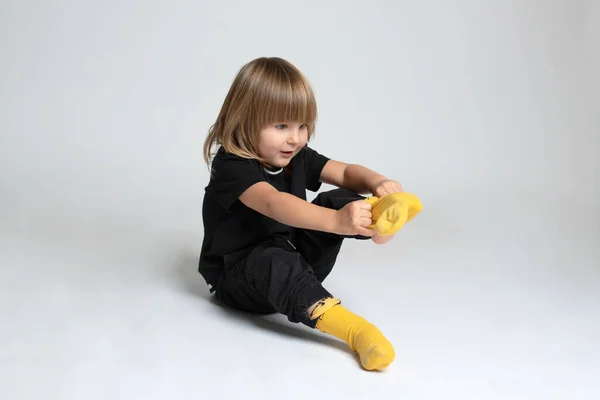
[252,61,318,132]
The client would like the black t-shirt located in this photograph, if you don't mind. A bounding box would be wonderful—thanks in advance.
[198,145,330,288]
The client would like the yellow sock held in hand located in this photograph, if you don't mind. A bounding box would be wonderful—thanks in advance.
[365,192,423,236]
[310,298,396,371]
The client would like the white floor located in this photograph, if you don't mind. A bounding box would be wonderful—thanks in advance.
[1,192,598,399]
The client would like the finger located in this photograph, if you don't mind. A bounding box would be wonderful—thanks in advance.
[355,215,372,224]
[361,211,372,220]
[391,183,404,192]
[354,219,371,229]
[358,200,372,210]
[358,217,372,227]
[358,208,372,217]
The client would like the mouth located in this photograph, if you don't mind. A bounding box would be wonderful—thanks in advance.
[280,150,295,157]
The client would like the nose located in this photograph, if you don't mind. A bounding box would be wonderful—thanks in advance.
[287,128,300,144]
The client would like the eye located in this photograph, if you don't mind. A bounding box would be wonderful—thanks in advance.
[300,123,308,129]
[275,124,287,130]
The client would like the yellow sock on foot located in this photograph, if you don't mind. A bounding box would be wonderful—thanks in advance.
[365,192,423,236]
[312,301,396,371]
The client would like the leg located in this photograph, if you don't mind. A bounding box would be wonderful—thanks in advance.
[293,188,370,282]
[216,241,395,371]
[216,243,333,327]
[291,190,396,370]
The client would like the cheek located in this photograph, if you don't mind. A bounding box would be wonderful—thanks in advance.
[258,130,274,147]
[259,135,280,153]
[258,140,272,158]
[301,132,308,145]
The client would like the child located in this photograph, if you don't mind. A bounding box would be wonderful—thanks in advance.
[198,57,422,371]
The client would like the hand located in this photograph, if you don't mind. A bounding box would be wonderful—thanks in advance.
[334,200,375,237]
[372,179,404,198]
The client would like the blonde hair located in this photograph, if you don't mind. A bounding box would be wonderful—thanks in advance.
[203,57,318,167]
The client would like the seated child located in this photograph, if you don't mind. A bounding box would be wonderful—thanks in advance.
[198,57,423,371]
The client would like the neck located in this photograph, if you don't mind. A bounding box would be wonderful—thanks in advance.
[264,166,283,175]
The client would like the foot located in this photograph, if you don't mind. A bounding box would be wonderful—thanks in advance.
[352,319,396,370]
[372,232,394,244]
[366,193,423,237]
[315,303,396,371]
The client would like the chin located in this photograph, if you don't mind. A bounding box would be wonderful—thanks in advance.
[272,158,292,168]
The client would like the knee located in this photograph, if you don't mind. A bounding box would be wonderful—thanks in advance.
[313,188,364,209]
[316,188,360,199]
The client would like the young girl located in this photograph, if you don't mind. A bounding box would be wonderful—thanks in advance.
[199,57,422,371]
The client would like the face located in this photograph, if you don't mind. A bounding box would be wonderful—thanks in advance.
[257,121,309,168]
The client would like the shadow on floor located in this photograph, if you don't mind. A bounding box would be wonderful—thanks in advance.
[172,249,354,358]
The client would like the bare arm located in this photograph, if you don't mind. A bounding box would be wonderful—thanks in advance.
[320,160,389,194]
[239,181,374,237]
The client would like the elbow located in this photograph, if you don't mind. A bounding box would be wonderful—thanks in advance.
[264,191,283,219]
[341,164,352,187]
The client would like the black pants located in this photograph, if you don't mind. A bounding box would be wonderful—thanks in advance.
[214,188,368,328]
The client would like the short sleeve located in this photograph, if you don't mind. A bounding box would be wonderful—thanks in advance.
[302,145,330,192]
[207,149,266,211]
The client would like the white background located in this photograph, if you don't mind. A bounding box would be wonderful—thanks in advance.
[1,1,598,399]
